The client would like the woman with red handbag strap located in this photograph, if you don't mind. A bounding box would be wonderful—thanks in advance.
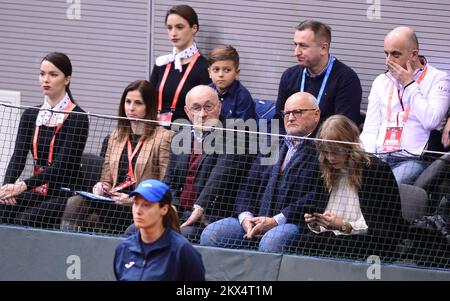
[151,4,211,125]
[60,80,174,234]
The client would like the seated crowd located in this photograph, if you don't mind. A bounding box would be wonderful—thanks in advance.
[0,15,449,267]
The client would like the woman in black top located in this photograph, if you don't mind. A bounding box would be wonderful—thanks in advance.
[151,4,211,124]
[300,115,407,262]
[0,52,89,228]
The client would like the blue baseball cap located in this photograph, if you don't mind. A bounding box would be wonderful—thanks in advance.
[129,179,171,203]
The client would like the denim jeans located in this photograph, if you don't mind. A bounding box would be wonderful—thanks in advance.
[200,217,300,253]
[382,155,428,185]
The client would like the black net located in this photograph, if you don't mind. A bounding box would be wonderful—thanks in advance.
[1,103,449,269]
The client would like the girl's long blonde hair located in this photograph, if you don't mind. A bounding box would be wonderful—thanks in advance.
[315,115,370,193]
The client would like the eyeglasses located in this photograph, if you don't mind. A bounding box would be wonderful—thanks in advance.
[281,108,317,118]
[188,102,218,113]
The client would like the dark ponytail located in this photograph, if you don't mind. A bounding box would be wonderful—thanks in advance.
[165,205,181,233]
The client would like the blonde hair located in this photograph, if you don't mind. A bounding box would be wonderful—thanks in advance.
[315,115,370,192]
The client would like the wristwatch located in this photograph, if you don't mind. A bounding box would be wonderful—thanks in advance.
[340,221,352,234]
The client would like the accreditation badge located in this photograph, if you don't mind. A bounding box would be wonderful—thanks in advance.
[382,126,403,152]
[157,112,173,127]
[32,166,49,196]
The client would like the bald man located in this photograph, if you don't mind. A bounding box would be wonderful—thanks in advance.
[361,26,450,184]
[201,92,322,253]
[162,85,253,242]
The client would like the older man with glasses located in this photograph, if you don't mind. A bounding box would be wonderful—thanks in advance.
[200,92,322,254]
[158,85,254,243]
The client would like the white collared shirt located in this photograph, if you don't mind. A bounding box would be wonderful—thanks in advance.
[308,170,368,236]
[361,61,450,156]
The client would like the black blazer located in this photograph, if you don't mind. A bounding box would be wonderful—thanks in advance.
[3,106,89,195]
[299,155,408,262]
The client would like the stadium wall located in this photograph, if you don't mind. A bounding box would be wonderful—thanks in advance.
[1,225,449,281]
[0,0,449,114]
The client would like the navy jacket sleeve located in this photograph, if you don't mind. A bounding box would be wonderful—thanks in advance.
[23,108,89,189]
[179,244,205,281]
[332,70,362,125]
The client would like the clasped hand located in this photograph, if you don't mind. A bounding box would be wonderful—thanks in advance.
[386,60,415,86]
[242,216,277,239]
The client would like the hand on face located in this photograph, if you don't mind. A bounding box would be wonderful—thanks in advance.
[0,197,17,205]
[241,218,255,239]
[304,210,343,231]
[387,59,415,86]
[180,207,204,228]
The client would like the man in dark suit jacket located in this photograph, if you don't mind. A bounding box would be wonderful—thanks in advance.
[200,92,321,253]
[164,85,253,241]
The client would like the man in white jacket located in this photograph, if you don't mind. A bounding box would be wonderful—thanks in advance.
[361,26,450,184]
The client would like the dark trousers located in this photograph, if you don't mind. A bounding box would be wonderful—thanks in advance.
[0,190,67,229]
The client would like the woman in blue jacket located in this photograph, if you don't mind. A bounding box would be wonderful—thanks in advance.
[113,179,205,281]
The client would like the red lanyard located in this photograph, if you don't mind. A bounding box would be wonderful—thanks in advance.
[157,51,201,113]
[32,102,76,165]
[109,136,144,193]
[126,136,143,180]
[386,65,428,125]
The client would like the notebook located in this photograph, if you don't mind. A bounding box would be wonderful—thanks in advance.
[75,191,114,202]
